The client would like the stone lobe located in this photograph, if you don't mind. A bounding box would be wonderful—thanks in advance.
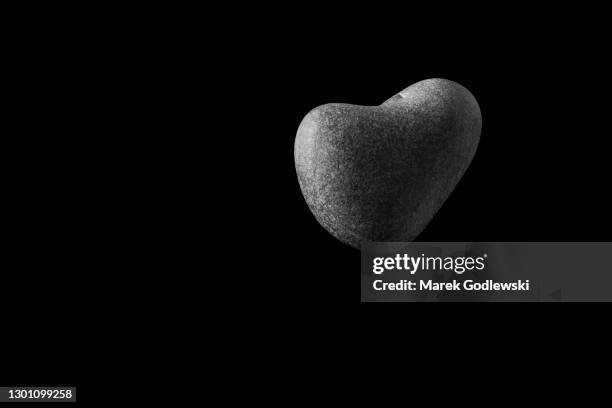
[295,79,482,249]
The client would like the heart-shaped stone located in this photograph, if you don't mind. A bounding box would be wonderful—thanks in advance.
[295,78,481,248]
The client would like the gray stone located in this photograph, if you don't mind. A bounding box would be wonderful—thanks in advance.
[295,79,482,249]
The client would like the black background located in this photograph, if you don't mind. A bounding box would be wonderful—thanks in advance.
[2,5,611,402]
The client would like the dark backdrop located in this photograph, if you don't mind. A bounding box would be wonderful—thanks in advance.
[3,5,610,396]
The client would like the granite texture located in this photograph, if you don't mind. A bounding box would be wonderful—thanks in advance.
[295,79,482,249]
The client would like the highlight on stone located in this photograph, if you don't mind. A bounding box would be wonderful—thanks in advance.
[295,79,482,249]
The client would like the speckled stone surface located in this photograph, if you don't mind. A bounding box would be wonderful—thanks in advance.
[295,79,482,249]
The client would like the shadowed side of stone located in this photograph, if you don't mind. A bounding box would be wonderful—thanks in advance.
[295,79,482,249]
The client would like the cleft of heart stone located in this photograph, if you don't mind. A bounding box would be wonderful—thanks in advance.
[295,78,482,249]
